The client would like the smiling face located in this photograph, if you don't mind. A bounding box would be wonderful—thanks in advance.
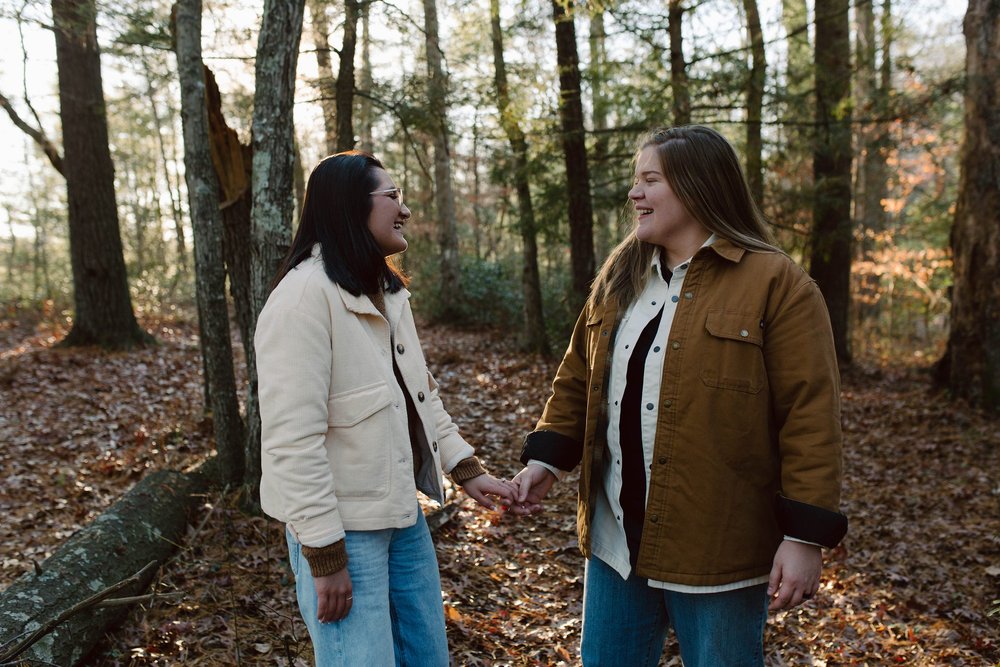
[627,146,709,259]
[367,168,410,256]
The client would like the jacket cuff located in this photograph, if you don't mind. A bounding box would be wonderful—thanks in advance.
[302,539,349,577]
[520,430,581,471]
[775,495,848,548]
[450,456,488,485]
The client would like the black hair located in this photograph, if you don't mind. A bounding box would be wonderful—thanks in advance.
[270,150,408,295]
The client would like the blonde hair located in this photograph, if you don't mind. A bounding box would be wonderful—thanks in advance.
[587,125,778,311]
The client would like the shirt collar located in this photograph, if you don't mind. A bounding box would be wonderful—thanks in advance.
[650,233,717,277]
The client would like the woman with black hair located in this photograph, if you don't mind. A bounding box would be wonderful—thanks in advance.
[255,151,514,665]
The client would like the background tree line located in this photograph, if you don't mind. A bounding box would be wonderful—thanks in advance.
[1,0,997,497]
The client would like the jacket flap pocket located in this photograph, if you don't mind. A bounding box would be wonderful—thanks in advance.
[328,381,394,427]
[705,309,763,346]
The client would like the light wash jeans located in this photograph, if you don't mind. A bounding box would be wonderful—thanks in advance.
[285,509,449,667]
[581,556,768,667]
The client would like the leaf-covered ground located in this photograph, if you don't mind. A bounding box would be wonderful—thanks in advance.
[1,308,997,665]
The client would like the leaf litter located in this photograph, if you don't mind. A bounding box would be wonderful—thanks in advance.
[0,310,997,665]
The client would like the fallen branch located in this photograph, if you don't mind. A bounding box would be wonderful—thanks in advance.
[0,562,156,663]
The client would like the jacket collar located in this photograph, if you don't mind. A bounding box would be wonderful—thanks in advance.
[702,237,747,263]
[311,244,411,322]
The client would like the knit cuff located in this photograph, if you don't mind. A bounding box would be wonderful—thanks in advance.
[301,539,349,577]
[450,456,488,485]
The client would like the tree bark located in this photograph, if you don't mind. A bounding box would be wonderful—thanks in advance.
[809,0,853,364]
[0,470,207,667]
[51,0,150,349]
[552,0,595,312]
[490,0,549,357]
[335,0,359,152]
[668,0,690,125]
[308,0,338,155]
[936,0,1000,411]
[175,0,247,485]
[358,2,373,150]
[743,0,765,204]
[246,0,306,504]
[423,0,463,318]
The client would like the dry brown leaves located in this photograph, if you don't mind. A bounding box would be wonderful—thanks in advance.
[1,310,997,666]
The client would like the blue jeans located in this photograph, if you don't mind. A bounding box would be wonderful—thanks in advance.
[581,556,768,667]
[285,509,449,666]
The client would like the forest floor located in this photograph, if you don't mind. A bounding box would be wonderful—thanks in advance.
[1,305,998,666]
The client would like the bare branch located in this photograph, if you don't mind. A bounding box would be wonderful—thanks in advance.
[0,92,64,176]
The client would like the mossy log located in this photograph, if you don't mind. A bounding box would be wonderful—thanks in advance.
[0,469,207,666]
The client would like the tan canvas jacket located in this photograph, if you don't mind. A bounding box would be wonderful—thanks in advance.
[522,239,848,586]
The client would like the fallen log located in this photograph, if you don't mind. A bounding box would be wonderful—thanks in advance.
[0,469,207,666]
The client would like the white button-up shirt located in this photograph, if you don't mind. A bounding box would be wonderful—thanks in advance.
[588,237,769,593]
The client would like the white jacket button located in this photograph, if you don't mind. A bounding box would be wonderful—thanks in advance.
[432,441,438,452]
[417,391,425,402]
[396,343,405,354]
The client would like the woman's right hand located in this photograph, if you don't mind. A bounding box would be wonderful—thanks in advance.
[315,567,353,623]
[509,464,557,515]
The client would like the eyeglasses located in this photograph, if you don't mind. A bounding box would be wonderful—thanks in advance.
[369,187,403,205]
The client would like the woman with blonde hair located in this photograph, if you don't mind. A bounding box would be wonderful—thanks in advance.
[512,126,848,666]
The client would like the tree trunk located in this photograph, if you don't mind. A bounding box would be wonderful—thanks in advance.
[743,0,765,204]
[358,2,373,150]
[589,7,614,261]
[552,0,595,313]
[335,0,359,152]
[52,0,150,349]
[176,0,247,486]
[809,0,852,364]
[668,0,690,126]
[246,0,306,504]
[308,0,338,155]
[490,0,549,357]
[0,470,207,667]
[936,0,1000,411]
[423,0,463,318]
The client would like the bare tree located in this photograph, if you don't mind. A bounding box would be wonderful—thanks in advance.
[308,0,338,154]
[552,0,595,312]
[809,0,853,363]
[743,0,765,204]
[175,0,247,485]
[668,0,690,125]
[336,0,360,151]
[490,0,549,356]
[935,0,1000,412]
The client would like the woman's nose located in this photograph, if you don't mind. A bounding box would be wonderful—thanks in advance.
[400,203,411,219]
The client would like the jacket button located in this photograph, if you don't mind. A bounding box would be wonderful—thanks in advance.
[658,456,667,464]
[663,399,672,408]
[650,515,659,523]
[671,341,681,350]
[684,292,693,299]
[592,384,599,392]
[602,330,608,336]
[432,441,438,452]
[417,391,425,402]
[645,403,654,410]
[396,343,405,354]
[740,329,749,337]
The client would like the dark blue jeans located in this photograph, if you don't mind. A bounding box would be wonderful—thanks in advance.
[581,556,768,667]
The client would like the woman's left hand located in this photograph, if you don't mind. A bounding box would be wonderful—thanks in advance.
[767,540,822,612]
[461,473,516,511]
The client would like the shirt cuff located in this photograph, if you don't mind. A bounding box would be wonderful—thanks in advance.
[301,539,349,577]
[450,456,488,485]
[527,459,566,482]
[783,536,823,548]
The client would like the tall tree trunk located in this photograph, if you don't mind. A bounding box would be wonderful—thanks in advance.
[490,0,549,356]
[936,0,1000,411]
[743,0,765,204]
[175,0,247,486]
[423,0,462,318]
[809,0,853,364]
[589,7,614,261]
[335,0,359,152]
[552,0,595,312]
[308,0,337,155]
[51,0,150,349]
[668,0,690,125]
[358,2,373,150]
[246,0,306,504]
[140,48,187,270]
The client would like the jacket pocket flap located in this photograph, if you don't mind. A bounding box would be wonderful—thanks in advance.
[705,310,763,346]
[327,382,394,427]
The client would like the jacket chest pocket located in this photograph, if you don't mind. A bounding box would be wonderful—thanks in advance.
[327,381,395,498]
[699,309,765,394]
